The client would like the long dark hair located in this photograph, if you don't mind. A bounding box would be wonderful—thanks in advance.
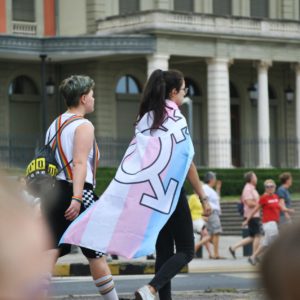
[137,69,184,130]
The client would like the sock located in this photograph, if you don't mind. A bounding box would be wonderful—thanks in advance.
[94,275,118,300]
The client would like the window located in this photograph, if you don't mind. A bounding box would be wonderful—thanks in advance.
[12,0,35,22]
[213,0,232,16]
[250,0,269,18]
[116,75,141,94]
[174,0,194,12]
[119,0,140,15]
[185,78,201,97]
[9,75,38,95]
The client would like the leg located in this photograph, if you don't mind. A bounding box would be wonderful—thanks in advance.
[195,235,211,253]
[152,221,174,299]
[212,234,220,258]
[231,237,253,251]
[149,189,194,300]
[253,235,261,253]
[88,257,118,299]
[83,249,118,300]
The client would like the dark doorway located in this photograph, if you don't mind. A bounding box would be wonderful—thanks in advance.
[231,104,241,167]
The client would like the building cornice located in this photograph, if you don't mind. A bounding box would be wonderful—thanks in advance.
[97,10,300,44]
[0,35,156,61]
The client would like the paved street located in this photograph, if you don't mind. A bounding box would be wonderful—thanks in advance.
[51,272,262,299]
[52,236,263,299]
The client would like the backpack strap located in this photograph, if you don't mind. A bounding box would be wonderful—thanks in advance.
[54,115,83,181]
[92,140,100,186]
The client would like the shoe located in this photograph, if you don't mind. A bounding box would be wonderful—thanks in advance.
[229,246,236,259]
[135,286,155,300]
[248,257,256,266]
[146,254,155,260]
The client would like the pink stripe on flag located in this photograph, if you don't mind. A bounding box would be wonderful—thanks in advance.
[107,181,154,256]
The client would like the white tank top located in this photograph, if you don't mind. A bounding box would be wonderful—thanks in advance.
[45,113,98,185]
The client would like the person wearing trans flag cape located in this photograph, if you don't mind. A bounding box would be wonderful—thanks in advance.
[61,70,211,300]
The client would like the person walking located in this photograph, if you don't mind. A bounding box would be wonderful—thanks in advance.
[60,69,211,300]
[229,171,262,259]
[198,172,223,260]
[277,172,293,224]
[41,75,118,300]
[243,179,294,266]
[188,193,212,258]
[134,70,210,300]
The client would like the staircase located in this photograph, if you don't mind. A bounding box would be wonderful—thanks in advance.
[220,201,300,236]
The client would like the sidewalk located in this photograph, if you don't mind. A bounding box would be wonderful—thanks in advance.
[54,236,257,276]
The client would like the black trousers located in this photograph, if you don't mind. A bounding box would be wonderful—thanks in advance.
[149,189,195,300]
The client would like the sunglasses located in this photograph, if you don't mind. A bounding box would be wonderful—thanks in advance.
[265,185,275,188]
[181,87,189,94]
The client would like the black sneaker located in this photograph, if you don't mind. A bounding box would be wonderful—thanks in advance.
[229,247,236,259]
[146,254,155,260]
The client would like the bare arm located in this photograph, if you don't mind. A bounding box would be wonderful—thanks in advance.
[65,123,94,221]
[244,198,257,208]
[279,199,294,215]
[187,162,211,215]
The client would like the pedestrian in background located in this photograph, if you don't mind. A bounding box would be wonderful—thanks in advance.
[188,193,212,258]
[229,171,262,259]
[201,172,223,259]
[243,179,294,266]
[277,172,293,224]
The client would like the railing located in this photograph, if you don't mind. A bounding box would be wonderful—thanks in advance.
[97,10,300,40]
[1,135,299,170]
[12,21,37,36]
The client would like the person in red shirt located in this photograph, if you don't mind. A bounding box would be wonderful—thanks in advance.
[243,179,294,266]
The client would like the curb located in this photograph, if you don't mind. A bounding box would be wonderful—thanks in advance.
[54,261,188,277]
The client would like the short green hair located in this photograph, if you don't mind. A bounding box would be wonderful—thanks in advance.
[59,75,95,108]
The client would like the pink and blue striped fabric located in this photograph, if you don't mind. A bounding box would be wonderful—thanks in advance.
[60,100,194,259]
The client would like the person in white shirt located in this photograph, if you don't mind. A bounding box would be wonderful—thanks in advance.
[203,171,223,259]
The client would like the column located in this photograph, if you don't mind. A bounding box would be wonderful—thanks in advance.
[257,60,272,168]
[295,64,300,167]
[147,53,170,78]
[206,58,232,168]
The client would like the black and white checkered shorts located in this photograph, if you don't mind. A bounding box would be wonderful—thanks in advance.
[82,188,97,209]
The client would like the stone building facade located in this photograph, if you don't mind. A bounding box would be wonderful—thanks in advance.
[1,0,300,168]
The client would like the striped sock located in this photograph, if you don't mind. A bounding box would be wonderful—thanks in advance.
[94,275,118,300]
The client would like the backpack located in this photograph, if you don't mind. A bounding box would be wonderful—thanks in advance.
[25,115,83,197]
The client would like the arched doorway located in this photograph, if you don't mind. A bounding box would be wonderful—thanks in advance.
[115,74,141,140]
[230,82,241,167]
[8,75,40,166]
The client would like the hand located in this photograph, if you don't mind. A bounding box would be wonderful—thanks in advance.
[216,180,222,193]
[242,219,248,227]
[65,200,81,221]
[203,201,212,216]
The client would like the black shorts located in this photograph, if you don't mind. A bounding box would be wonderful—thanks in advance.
[248,217,263,238]
[41,180,103,258]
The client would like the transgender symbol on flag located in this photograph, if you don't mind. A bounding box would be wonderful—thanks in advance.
[115,109,188,214]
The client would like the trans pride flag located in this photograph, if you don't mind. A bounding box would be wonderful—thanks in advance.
[60,100,194,259]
